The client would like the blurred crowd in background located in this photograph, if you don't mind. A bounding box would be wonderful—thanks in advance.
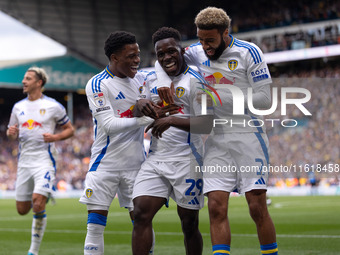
[266,64,340,188]
[178,0,340,39]
[147,1,340,66]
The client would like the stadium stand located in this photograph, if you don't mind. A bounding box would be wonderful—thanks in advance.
[1,0,339,68]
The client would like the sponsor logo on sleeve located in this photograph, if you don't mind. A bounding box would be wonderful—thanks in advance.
[96,106,111,112]
[251,68,269,83]
[93,92,106,107]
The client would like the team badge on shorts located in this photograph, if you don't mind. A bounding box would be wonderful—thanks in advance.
[139,86,144,94]
[228,60,238,71]
[86,188,93,198]
[176,87,185,98]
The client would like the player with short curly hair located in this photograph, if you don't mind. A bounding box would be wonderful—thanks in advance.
[104,31,137,58]
[151,26,182,45]
[80,31,156,255]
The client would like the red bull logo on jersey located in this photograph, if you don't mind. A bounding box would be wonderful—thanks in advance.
[205,72,235,85]
[21,119,42,130]
[176,87,185,98]
[86,188,93,198]
[228,60,238,71]
[117,105,135,118]
[198,72,236,108]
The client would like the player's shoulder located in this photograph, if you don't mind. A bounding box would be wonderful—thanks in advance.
[13,97,28,107]
[232,37,264,64]
[185,42,203,55]
[184,66,206,85]
[134,70,154,82]
[42,95,65,109]
[127,71,155,93]
[186,41,202,51]
[11,98,28,112]
[139,70,157,84]
[232,37,262,50]
[137,69,153,77]
[86,69,112,93]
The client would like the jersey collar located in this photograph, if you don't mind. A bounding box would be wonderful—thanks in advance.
[105,65,115,78]
[228,34,235,48]
[183,65,190,75]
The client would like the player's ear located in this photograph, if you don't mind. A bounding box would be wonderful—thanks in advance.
[110,53,119,63]
[181,47,185,56]
[223,28,229,41]
[37,79,43,87]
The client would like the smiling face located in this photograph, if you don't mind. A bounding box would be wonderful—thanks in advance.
[113,43,140,78]
[197,28,229,60]
[22,71,42,94]
[155,38,185,76]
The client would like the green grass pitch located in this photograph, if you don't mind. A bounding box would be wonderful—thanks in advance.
[0,196,339,254]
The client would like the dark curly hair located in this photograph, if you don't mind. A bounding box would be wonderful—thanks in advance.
[104,31,137,60]
[152,27,181,46]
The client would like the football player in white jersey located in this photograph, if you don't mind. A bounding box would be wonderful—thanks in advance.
[79,31,158,255]
[155,7,278,255]
[132,27,213,255]
[6,67,74,255]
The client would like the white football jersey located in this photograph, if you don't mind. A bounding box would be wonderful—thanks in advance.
[145,66,212,164]
[86,67,148,172]
[185,35,272,133]
[8,95,69,168]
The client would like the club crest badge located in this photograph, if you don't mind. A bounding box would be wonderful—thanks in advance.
[176,87,185,98]
[228,60,238,71]
[39,109,46,116]
[86,188,93,198]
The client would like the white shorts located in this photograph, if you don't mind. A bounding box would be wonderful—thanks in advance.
[133,160,204,210]
[203,132,270,194]
[79,170,139,210]
[16,165,56,201]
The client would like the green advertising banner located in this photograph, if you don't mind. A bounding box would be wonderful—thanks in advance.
[0,55,101,91]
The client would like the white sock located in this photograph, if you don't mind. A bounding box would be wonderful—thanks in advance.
[28,211,47,255]
[84,223,105,255]
[149,228,155,254]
